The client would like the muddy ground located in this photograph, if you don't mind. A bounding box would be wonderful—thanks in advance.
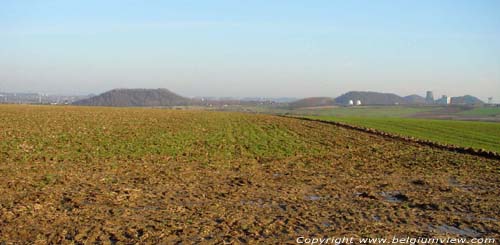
[0,105,499,244]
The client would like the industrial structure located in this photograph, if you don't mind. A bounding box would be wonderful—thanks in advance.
[425,91,434,104]
[437,95,451,105]
[347,99,362,106]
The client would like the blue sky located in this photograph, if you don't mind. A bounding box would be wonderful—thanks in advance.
[1,0,499,100]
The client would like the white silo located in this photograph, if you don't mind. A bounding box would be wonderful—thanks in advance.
[356,100,362,106]
[348,100,354,105]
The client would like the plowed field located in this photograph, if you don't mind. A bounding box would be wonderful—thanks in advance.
[1,105,499,243]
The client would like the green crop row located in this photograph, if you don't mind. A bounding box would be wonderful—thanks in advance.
[0,105,331,164]
[307,116,500,153]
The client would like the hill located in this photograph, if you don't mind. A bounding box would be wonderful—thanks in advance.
[335,91,406,105]
[288,97,335,109]
[73,88,190,107]
[403,94,426,104]
[450,95,484,105]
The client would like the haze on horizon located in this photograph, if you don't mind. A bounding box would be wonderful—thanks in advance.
[1,0,499,101]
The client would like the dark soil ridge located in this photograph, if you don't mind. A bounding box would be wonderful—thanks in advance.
[287,116,500,160]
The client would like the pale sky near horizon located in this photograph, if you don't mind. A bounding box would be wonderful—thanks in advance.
[1,0,499,101]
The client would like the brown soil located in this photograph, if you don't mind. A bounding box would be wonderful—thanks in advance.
[0,106,499,244]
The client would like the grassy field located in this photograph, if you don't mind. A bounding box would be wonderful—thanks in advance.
[0,105,325,163]
[1,105,499,243]
[458,107,500,117]
[295,105,437,117]
[307,116,500,152]
[239,105,439,117]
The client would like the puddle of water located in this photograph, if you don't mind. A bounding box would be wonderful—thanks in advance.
[240,199,265,206]
[355,192,377,200]
[480,217,498,222]
[465,213,499,222]
[306,195,321,201]
[448,177,476,191]
[430,225,481,237]
[380,191,408,203]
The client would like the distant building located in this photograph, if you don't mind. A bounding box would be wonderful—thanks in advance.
[438,95,451,105]
[488,97,493,104]
[348,100,354,106]
[425,91,434,104]
[355,100,362,106]
[450,97,460,105]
